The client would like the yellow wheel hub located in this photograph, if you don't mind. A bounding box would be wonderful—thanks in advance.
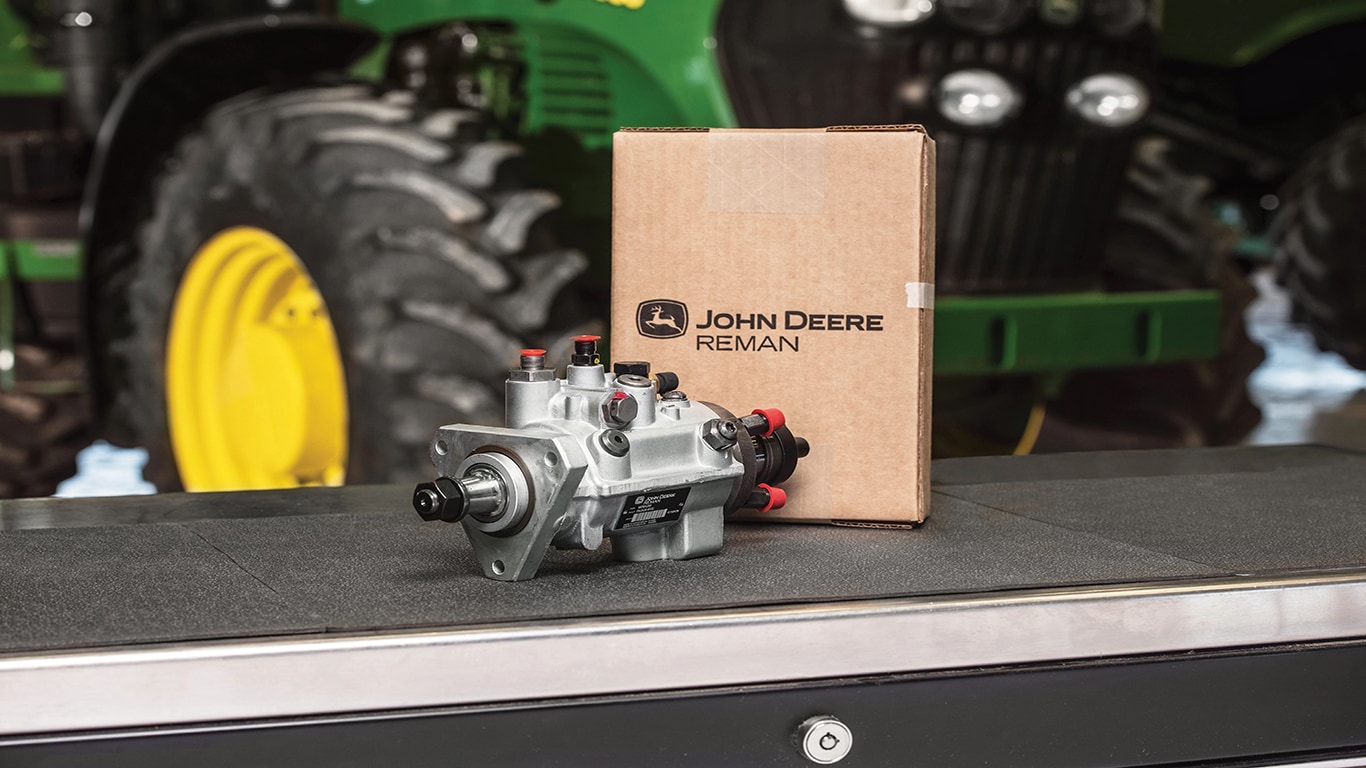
[167,227,348,490]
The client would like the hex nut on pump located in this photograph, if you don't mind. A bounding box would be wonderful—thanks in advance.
[601,392,639,427]
[413,477,465,523]
[702,418,740,450]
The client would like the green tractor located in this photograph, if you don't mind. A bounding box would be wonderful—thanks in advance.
[0,0,1352,497]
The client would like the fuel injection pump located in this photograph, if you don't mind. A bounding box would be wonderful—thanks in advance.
[413,336,808,581]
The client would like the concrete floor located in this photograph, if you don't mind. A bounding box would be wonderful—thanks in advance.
[54,269,1366,497]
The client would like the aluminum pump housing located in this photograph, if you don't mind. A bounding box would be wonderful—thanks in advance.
[413,336,808,581]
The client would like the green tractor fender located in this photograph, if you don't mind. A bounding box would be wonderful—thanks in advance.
[80,15,378,429]
[1161,0,1366,67]
[340,0,736,142]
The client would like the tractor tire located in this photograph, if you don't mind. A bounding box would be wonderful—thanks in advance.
[1033,138,1266,451]
[90,84,591,490]
[1270,116,1366,370]
[0,342,89,497]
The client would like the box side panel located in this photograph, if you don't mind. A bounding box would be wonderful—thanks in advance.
[914,134,936,523]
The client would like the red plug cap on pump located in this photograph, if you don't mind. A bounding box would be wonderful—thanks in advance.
[519,348,547,371]
[751,408,786,437]
[757,483,787,513]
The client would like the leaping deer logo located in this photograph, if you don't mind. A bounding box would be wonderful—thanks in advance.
[636,299,688,339]
[645,305,682,334]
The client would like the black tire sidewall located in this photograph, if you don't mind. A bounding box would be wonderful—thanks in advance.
[1035,139,1265,450]
[1274,117,1366,369]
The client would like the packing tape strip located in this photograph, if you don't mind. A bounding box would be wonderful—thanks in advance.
[707,130,827,214]
[906,282,935,310]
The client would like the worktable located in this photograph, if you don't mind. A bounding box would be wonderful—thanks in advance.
[2,445,1364,766]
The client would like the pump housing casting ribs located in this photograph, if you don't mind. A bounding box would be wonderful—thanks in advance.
[413,336,808,581]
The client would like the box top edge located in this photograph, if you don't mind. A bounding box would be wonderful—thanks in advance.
[617,124,927,135]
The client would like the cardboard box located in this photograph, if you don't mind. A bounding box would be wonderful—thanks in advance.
[610,126,935,525]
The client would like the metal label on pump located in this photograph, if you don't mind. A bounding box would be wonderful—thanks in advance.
[615,487,691,530]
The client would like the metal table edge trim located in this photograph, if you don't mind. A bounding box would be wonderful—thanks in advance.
[3,570,1365,736]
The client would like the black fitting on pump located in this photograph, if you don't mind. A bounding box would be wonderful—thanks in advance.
[415,471,508,524]
[571,335,601,367]
[752,427,809,487]
[735,408,807,486]
[414,477,467,523]
[705,404,810,515]
[654,371,680,395]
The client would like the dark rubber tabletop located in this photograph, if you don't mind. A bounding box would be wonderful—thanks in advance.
[2,445,1363,654]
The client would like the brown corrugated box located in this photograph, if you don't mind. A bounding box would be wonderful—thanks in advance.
[610,126,935,525]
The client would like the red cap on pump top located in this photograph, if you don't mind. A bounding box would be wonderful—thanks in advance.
[757,483,787,513]
[520,348,546,357]
[572,335,602,343]
[751,408,786,436]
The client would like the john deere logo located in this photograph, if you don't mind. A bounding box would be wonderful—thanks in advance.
[637,300,688,339]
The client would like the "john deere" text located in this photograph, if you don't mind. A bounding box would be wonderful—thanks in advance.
[694,310,884,332]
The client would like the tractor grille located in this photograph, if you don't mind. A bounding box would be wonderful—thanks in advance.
[715,0,1156,294]
[523,28,615,148]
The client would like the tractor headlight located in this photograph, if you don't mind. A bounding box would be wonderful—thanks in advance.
[1090,0,1151,35]
[940,0,1030,34]
[842,0,935,27]
[937,69,1021,127]
[1065,73,1149,127]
